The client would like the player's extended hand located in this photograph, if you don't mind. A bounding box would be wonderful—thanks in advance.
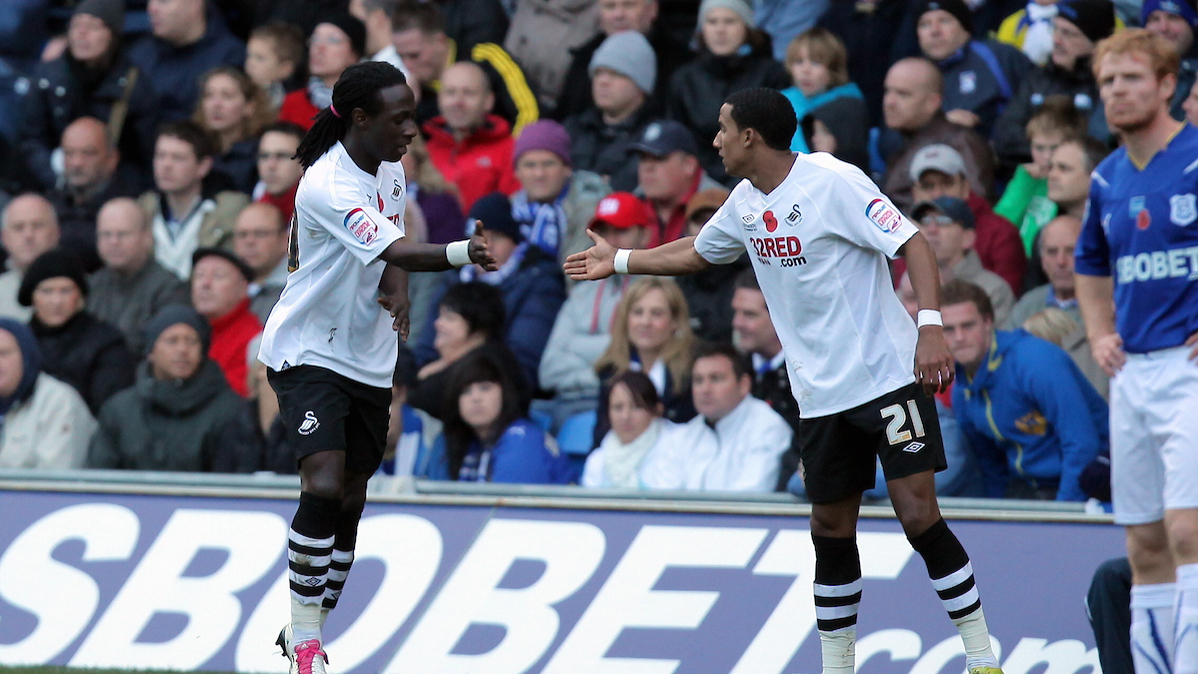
[468,221,498,271]
[563,229,617,280]
[914,325,954,395]
[1092,332,1127,376]
[376,289,411,341]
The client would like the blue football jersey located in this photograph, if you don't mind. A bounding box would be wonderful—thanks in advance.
[1075,124,1198,353]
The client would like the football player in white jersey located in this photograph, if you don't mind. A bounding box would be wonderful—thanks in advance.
[258,61,496,674]
[566,87,1003,674]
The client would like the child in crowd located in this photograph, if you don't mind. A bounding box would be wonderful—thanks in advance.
[780,28,868,154]
[245,23,306,112]
[994,95,1086,256]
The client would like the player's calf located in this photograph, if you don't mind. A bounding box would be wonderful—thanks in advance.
[812,534,861,674]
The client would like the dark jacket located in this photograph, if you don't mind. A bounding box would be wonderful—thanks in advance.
[676,254,749,344]
[126,17,245,123]
[666,43,791,185]
[416,43,539,136]
[409,341,531,421]
[880,111,997,212]
[31,311,134,416]
[87,359,251,472]
[594,358,695,450]
[19,49,159,190]
[801,95,872,174]
[563,104,657,192]
[935,39,1031,140]
[414,245,567,391]
[992,57,1108,169]
[555,21,692,121]
[88,260,190,355]
[46,170,145,272]
[442,0,511,56]
[751,356,802,492]
[1173,44,1198,121]
[223,398,295,474]
[212,136,259,195]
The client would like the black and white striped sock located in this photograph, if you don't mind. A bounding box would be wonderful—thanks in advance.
[813,534,862,674]
[909,518,998,671]
[288,492,339,644]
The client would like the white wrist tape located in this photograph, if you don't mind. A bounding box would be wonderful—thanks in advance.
[917,309,943,328]
[446,240,472,267]
[614,248,632,275]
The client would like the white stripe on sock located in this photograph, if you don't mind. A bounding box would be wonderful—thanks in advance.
[931,562,974,592]
[814,579,863,597]
[816,603,862,621]
[289,530,335,548]
[942,587,981,613]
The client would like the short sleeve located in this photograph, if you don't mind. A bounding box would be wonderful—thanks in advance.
[823,162,918,258]
[694,194,747,265]
[307,173,403,265]
[1074,174,1110,277]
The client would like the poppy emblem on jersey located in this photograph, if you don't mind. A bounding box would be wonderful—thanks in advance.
[763,210,778,233]
[1170,194,1197,227]
[344,208,378,245]
[866,199,902,233]
[299,411,320,436]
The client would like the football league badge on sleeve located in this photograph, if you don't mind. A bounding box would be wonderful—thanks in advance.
[1170,194,1197,227]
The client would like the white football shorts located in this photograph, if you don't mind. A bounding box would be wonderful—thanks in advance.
[1110,345,1198,525]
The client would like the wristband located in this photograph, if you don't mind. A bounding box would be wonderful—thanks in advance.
[614,248,632,275]
[446,240,472,267]
[917,309,943,328]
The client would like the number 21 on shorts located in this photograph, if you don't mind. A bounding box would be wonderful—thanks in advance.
[881,400,926,445]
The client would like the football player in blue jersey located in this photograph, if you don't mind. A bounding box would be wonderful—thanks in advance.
[1076,28,1198,674]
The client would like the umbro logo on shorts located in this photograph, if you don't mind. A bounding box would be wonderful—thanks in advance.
[902,442,925,454]
[299,411,320,436]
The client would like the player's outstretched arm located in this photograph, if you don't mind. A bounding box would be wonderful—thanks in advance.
[563,230,710,281]
[1075,273,1125,375]
[899,232,954,395]
[378,222,498,272]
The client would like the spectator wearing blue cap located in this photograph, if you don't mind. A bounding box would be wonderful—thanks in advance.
[87,303,250,472]
[913,196,1016,326]
[563,31,660,193]
[414,192,566,392]
[630,120,726,244]
[1143,0,1198,119]
[665,0,790,185]
[0,318,96,469]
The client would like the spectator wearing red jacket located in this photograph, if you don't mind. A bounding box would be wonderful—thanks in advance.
[190,248,261,397]
[900,144,1026,294]
[423,61,521,212]
[277,12,366,131]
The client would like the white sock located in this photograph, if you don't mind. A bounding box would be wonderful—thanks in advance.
[290,595,323,645]
[819,627,856,674]
[1176,565,1198,674]
[952,605,1000,671]
[1132,583,1176,674]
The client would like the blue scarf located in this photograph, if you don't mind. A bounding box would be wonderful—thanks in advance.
[459,242,529,285]
[307,76,333,110]
[511,180,570,258]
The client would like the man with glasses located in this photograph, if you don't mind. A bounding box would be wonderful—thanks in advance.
[233,202,290,322]
[253,122,305,222]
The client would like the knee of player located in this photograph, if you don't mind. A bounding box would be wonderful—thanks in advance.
[1165,512,1198,563]
[300,475,345,502]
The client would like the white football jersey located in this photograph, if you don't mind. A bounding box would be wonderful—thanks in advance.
[258,142,406,388]
[694,153,919,417]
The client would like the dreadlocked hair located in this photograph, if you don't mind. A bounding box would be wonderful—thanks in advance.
[295,61,408,169]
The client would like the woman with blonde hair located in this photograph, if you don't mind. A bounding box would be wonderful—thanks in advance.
[591,277,696,448]
[193,66,273,193]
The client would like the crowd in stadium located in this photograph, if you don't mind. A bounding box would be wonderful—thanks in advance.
[0,0,1179,502]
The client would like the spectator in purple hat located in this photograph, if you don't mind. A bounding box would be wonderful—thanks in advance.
[1143,0,1198,119]
[510,120,611,264]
